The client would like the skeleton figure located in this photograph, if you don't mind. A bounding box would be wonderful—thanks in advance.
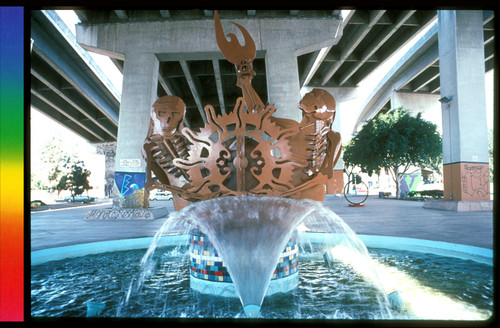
[287,89,342,201]
[298,89,342,177]
[142,96,191,208]
[141,12,343,209]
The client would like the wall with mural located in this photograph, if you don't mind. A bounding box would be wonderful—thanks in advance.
[113,172,147,208]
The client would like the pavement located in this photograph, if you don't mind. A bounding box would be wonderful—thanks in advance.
[30,195,494,252]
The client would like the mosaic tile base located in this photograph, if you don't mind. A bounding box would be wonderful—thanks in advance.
[189,230,298,283]
[189,230,299,294]
[190,270,300,298]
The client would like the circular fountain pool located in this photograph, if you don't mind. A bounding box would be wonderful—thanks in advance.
[31,239,493,320]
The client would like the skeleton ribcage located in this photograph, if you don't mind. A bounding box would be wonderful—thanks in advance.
[149,134,190,178]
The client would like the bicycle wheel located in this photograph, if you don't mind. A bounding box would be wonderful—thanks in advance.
[343,179,369,205]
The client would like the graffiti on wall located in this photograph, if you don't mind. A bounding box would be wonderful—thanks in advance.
[399,173,422,195]
[85,208,153,220]
[462,164,490,198]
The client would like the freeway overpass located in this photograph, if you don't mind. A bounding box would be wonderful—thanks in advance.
[356,11,494,130]
[31,10,120,143]
[32,9,446,137]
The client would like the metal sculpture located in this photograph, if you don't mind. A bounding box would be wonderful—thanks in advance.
[143,10,342,210]
[142,96,192,208]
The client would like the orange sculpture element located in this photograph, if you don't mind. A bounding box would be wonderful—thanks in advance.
[214,10,263,113]
[143,11,342,210]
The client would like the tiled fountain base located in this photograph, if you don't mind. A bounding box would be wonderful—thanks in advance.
[189,230,299,297]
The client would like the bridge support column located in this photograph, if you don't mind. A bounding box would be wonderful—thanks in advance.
[265,49,302,123]
[113,52,159,208]
[438,10,490,202]
[95,142,116,198]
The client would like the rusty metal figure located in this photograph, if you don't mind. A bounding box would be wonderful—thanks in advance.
[173,99,304,201]
[298,88,342,178]
[142,10,342,210]
[142,96,192,209]
[286,89,342,201]
[214,10,264,114]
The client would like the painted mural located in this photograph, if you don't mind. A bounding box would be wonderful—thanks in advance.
[113,172,147,208]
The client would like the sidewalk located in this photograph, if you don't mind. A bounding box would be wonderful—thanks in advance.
[322,195,493,249]
[30,195,494,251]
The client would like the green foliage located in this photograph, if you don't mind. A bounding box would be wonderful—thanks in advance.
[38,137,78,192]
[31,172,47,190]
[407,190,443,199]
[57,159,93,200]
[344,108,442,198]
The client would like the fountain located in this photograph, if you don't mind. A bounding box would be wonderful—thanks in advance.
[181,197,316,317]
[31,202,493,319]
[137,11,348,317]
[30,10,493,321]
[122,196,392,318]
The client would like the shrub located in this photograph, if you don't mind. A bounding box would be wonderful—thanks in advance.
[407,190,443,199]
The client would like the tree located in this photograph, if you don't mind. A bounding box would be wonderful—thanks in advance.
[342,142,359,186]
[39,137,78,192]
[57,159,93,201]
[31,172,46,190]
[344,108,442,198]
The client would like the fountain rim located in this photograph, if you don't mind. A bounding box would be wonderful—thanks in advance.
[31,233,493,266]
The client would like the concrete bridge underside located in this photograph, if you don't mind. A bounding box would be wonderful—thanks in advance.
[30,9,495,204]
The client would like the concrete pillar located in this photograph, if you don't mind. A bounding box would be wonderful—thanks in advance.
[95,142,116,198]
[390,92,442,133]
[114,52,159,208]
[438,10,490,201]
[265,49,302,122]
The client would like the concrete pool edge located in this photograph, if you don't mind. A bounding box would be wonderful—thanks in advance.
[31,233,493,266]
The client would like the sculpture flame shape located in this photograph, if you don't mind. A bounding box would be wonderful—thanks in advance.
[214,10,256,65]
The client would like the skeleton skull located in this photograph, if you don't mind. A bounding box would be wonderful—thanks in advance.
[298,89,336,126]
[152,96,186,137]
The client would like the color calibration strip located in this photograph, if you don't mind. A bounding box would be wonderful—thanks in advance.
[0,7,24,322]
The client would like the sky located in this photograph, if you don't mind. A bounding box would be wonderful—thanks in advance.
[32,10,495,164]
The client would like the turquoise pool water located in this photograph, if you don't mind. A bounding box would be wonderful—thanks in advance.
[31,245,493,320]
